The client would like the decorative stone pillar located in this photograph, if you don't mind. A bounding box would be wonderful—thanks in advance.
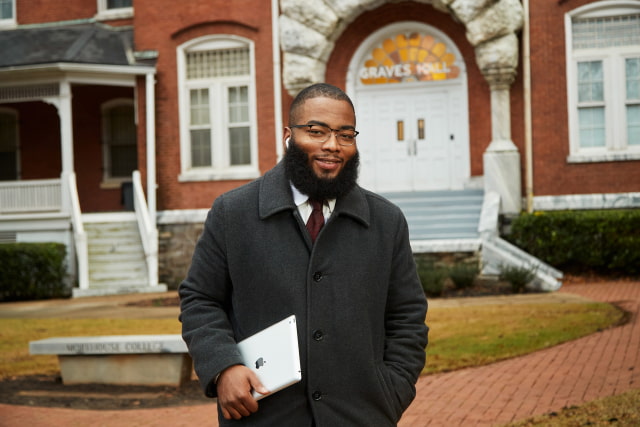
[475,31,523,215]
[483,68,522,214]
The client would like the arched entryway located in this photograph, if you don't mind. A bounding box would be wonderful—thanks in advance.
[347,23,470,192]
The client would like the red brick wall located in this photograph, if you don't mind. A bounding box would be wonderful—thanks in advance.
[17,0,96,24]
[133,0,277,210]
[16,0,132,26]
[325,1,494,179]
[529,0,640,196]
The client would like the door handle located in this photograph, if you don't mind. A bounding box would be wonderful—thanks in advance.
[407,139,417,156]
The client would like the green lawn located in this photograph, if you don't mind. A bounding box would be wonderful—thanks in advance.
[0,299,624,379]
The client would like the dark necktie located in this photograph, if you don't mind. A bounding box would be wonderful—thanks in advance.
[306,199,324,243]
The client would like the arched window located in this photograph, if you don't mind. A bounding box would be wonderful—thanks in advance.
[102,99,137,181]
[0,108,19,181]
[177,35,258,181]
[566,1,640,162]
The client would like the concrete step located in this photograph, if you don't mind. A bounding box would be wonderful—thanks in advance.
[383,189,484,241]
[83,219,149,289]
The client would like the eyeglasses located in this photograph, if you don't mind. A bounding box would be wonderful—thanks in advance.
[290,124,359,146]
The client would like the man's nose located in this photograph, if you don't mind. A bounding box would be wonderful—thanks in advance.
[321,131,340,151]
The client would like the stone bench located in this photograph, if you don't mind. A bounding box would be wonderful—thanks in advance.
[29,335,192,387]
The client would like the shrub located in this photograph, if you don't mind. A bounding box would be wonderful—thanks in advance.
[506,209,640,276]
[499,264,537,294]
[448,262,480,290]
[415,259,449,297]
[0,243,69,301]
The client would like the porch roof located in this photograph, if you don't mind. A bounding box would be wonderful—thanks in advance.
[0,22,150,69]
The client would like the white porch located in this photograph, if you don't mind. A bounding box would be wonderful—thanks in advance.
[0,172,165,296]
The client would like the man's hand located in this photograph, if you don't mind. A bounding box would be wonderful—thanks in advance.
[216,365,270,420]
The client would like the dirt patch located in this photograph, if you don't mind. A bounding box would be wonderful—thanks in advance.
[0,375,212,410]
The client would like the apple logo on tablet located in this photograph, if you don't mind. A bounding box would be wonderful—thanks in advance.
[255,357,266,369]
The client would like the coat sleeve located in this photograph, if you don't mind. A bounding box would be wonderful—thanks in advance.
[383,212,429,413]
[178,195,244,397]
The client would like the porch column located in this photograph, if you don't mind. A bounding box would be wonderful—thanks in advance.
[482,69,522,215]
[59,81,74,174]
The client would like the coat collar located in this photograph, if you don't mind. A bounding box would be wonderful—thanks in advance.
[258,161,370,228]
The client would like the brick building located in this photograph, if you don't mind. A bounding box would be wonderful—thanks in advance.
[0,0,638,295]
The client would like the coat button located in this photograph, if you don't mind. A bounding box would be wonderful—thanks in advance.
[312,391,322,401]
[313,272,323,282]
[312,329,324,341]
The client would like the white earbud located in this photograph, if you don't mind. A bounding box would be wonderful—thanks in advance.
[285,137,290,147]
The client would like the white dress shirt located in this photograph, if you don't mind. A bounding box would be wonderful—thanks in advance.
[290,183,335,224]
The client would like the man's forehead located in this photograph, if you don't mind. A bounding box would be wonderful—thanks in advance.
[298,97,355,119]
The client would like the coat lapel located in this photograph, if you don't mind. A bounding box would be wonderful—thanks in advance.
[258,162,297,220]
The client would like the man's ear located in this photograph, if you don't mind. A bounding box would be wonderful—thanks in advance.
[283,128,292,149]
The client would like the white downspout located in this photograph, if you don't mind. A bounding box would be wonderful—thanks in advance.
[145,71,159,287]
[145,72,157,226]
[272,0,284,161]
[523,0,534,213]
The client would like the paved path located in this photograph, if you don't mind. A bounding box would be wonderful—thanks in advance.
[0,281,638,426]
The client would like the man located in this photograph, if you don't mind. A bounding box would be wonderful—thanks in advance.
[179,83,428,426]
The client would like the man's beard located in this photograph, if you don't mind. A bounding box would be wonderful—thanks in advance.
[284,137,360,201]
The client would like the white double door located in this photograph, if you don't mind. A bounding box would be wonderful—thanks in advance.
[356,86,469,192]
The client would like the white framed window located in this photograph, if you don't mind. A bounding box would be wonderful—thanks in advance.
[96,0,133,21]
[566,2,640,163]
[177,36,259,181]
[0,0,16,28]
[0,108,19,180]
[101,99,137,185]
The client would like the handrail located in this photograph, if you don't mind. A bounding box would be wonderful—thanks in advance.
[132,170,158,287]
[478,191,562,291]
[62,172,89,290]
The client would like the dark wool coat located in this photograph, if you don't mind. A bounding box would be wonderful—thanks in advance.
[179,161,428,427]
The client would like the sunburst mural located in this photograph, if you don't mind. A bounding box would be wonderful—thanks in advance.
[359,32,460,85]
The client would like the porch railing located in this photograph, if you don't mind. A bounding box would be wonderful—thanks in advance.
[132,170,159,287]
[0,178,62,214]
[62,172,89,290]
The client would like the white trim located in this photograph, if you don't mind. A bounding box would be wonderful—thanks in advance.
[177,35,260,181]
[272,0,284,161]
[0,62,155,79]
[81,211,137,222]
[156,208,209,225]
[567,151,640,163]
[145,72,156,224]
[411,239,480,254]
[532,192,640,211]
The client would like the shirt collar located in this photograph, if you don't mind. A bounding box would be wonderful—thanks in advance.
[290,182,336,213]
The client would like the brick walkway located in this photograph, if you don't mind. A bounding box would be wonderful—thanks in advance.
[0,281,638,426]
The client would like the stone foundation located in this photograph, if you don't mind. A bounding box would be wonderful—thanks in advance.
[158,222,204,290]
